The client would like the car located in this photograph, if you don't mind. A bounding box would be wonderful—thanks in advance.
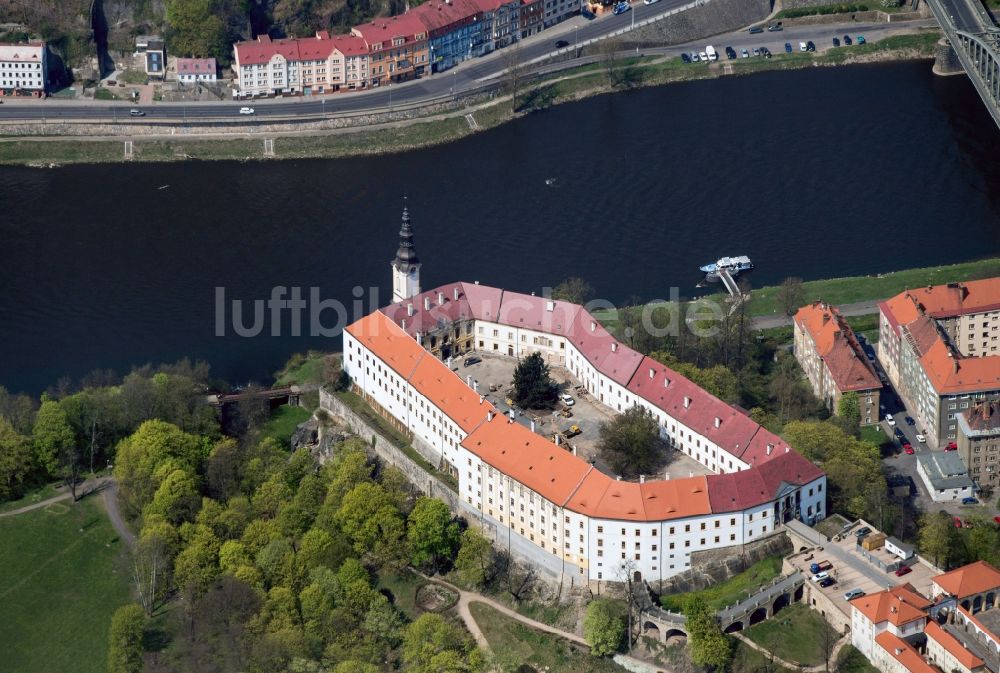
[767,23,783,31]
[680,52,691,63]
[895,565,913,577]
[894,429,905,440]
[554,39,570,48]
[819,577,836,588]
[843,34,853,45]
[904,446,914,455]
[564,424,582,438]
[581,8,596,19]
[945,442,958,451]
[916,434,926,443]
[699,51,708,61]
[854,526,872,538]
[799,41,807,52]
[129,109,145,116]
[463,356,481,366]
[832,37,841,47]
[741,48,749,58]
[844,589,865,601]
[811,571,830,582]
[692,52,701,62]
[643,0,660,4]
[962,497,979,505]
[752,47,761,57]
[806,40,816,52]
[857,35,866,44]
[725,46,736,59]
[905,416,915,426]
[761,47,772,58]
[885,414,896,426]
[239,107,255,115]
[749,25,764,34]
[612,2,630,15]
[785,42,792,53]
[560,394,575,406]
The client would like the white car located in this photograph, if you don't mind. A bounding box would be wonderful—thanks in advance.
[741,48,749,58]
[811,571,830,582]
[699,51,708,61]
[560,394,575,406]
[239,106,255,115]
[799,41,807,52]
[916,434,926,443]
[885,414,896,426]
[642,0,660,5]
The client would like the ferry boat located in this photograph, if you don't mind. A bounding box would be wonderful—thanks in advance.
[700,255,753,278]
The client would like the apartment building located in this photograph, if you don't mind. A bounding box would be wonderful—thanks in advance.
[413,0,484,72]
[957,401,1000,490]
[794,301,882,426]
[352,14,429,86]
[232,32,370,97]
[177,58,217,83]
[0,41,47,93]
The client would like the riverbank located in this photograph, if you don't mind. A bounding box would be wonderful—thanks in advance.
[0,30,940,166]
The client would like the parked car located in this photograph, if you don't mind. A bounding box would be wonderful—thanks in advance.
[463,356,481,366]
[564,424,582,438]
[855,526,872,538]
[806,40,816,52]
[581,8,596,19]
[749,25,764,34]
[741,48,749,58]
[129,109,145,116]
[811,571,830,582]
[760,47,772,58]
[699,51,708,61]
[692,52,701,62]
[905,416,915,426]
[810,561,833,574]
[612,2,630,14]
[785,42,793,53]
[767,23,783,31]
[819,577,836,588]
[554,39,570,48]
[885,414,896,426]
[916,434,926,443]
[799,41,807,52]
[844,589,865,601]
[239,107,255,115]
[752,47,761,57]
[843,34,853,45]
[904,446,914,455]
[832,37,841,47]
[857,35,866,44]
[962,496,979,505]
[681,52,692,63]
[945,442,958,451]
[560,394,575,406]
[643,0,660,5]
[895,565,913,577]
[725,46,737,59]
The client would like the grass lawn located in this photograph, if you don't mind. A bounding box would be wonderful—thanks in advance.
[743,603,840,667]
[377,568,426,620]
[837,645,880,673]
[845,313,880,343]
[861,425,891,452]
[0,480,66,513]
[659,555,784,612]
[261,405,312,445]
[0,496,131,673]
[274,351,335,386]
[469,602,628,672]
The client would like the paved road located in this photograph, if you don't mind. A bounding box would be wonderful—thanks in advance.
[936,0,987,32]
[0,16,934,123]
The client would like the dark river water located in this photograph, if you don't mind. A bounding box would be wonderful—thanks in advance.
[2,60,1000,395]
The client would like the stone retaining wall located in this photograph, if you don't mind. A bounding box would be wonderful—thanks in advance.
[652,531,792,594]
[619,0,773,49]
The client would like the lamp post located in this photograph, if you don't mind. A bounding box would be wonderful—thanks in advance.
[575,24,579,57]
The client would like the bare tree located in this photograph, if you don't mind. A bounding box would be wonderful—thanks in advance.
[618,557,642,652]
[132,535,166,616]
[599,37,622,88]
[503,41,525,114]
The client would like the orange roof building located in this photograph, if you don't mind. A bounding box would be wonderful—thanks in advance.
[873,632,942,673]
[794,302,881,426]
[877,278,1000,450]
[925,621,985,673]
[932,561,1000,601]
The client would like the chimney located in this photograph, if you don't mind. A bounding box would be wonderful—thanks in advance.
[488,410,494,421]
[616,475,622,481]
[401,319,407,329]
[954,360,960,374]
[508,411,514,422]
[555,433,560,445]
[664,471,670,480]
[822,314,830,325]
[766,443,774,456]
[530,420,535,432]
[466,375,472,386]
[640,474,645,484]
[407,303,414,317]
[424,296,431,310]
[437,291,445,306]
[664,378,670,388]
[611,343,618,353]
[572,445,577,455]
[684,396,691,408]
[546,300,554,312]
[714,417,721,429]
[473,380,479,392]
[479,394,484,404]
[895,649,903,656]
[453,287,460,300]
[590,320,596,332]
[785,446,790,453]
[416,332,423,346]
[649,368,655,379]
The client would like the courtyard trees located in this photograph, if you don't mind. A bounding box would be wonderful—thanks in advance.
[512,352,557,409]
[597,405,669,478]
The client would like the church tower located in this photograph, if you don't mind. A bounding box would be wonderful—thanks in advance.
[391,202,421,304]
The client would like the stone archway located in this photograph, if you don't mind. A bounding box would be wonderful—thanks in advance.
[987,592,996,609]
[973,596,983,614]
[664,628,688,641]
[773,593,790,616]
[749,607,768,626]
[643,621,661,641]
[794,585,805,601]
[962,599,972,612]
[724,622,744,634]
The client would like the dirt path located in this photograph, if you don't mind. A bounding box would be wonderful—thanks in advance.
[102,479,136,548]
[0,476,109,518]
[732,631,851,672]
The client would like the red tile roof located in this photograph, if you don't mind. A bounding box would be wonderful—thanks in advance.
[409,355,495,432]
[176,58,217,75]
[234,32,368,66]
[849,584,931,627]
[920,339,1000,395]
[352,13,429,47]
[874,632,941,673]
[934,561,1000,599]
[497,290,582,337]
[411,0,483,33]
[795,302,881,392]
[345,311,426,380]
[567,310,644,387]
[234,35,303,66]
[924,621,984,670]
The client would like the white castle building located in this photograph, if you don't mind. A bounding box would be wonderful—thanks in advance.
[342,208,827,584]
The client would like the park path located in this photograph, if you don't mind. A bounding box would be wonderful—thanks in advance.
[0,476,110,518]
[732,632,851,672]
[102,479,136,548]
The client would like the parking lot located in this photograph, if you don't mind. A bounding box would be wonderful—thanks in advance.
[453,353,711,478]
[788,520,939,620]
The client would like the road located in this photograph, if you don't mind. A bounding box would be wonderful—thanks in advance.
[0,14,934,123]
[935,0,986,32]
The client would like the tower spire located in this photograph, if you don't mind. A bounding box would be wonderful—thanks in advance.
[391,200,421,303]
[394,199,420,269]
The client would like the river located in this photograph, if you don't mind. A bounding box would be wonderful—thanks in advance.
[2,60,999,395]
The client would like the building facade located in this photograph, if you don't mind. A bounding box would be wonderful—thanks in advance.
[177,58,218,83]
[233,33,371,97]
[794,302,882,426]
[413,0,484,72]
[957,402,1000,490]
[352,14,429,86]
[916,452,975,502]
[878,280,1000,448]
[0,41,47,93]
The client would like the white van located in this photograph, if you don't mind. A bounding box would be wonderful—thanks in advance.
[799,41,807,52]
[705,45,718,61]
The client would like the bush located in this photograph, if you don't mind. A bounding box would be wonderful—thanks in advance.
[781,3,869,18]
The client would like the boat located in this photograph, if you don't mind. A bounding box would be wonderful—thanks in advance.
[700,255,753,278]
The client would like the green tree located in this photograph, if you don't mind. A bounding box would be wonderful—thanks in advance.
[511,352,557,409]
[920,512,958,568]
[173,523,221,596]
[597,405,668,478]
[776,277,806,316]
[454,528,495,588]
[107,603,145,673]
[0,418,35,501]
[114,420,206,519]
[146,468,201,524]
[32,398,75,479]
[583,598,625,656]
[402,613,480,673]
[685,599,733,671]
[837,391,861,434]
[165,0,229,60]
[551,277,595,305]
[335,481,408,568]
[407,496,460,570]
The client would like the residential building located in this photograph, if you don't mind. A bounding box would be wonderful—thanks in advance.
[872,632,940,673]
[543,0,582,27]
[177,58,217,84]
[519,0,544,38]
[340,208,828,586]
[232,32,370,97]
[491,0,522,48]
[352,14,429,86]
[412,0,484,72]
[850,584,932,660]
[878,280,1000,448]
[931,561,1000,612]
[794,301,882,426]
[916,451,975,502]
[135,36,166,78]
[0,41,47,93]
[957,401,1000,490]
[924,621,986,673]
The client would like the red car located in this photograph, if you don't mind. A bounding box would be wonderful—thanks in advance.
[945,442,958,451]
[895,565,913,577]
[904,446,915,455]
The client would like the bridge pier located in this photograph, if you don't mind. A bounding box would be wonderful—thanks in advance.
[933,37,966,76]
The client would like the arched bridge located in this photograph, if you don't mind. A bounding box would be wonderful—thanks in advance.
[927,0,1000,128]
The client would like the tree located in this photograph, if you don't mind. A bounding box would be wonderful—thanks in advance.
[107,604,145,673]
[551,277,595,305]
[769,353,818,424]
[407,497,460,570]
[146,468,202,524]
[511,352,557,409]
[775,277,806,316]
[455,528,496,588]
[402,613,480,673]
[0,418,35,501]
[583,598,625,656]
[335,481,408,569]
[836,391,861,435]
[165,0,229,60]
[597,405,668,478]
[684,598,733,671]
[919,511,958,568]
[32,398,75,479]
[967,516,1000,565]
[503,41,524,114]
[599,36,622,88]
[114,420,206,519]
[133,528,172,616]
